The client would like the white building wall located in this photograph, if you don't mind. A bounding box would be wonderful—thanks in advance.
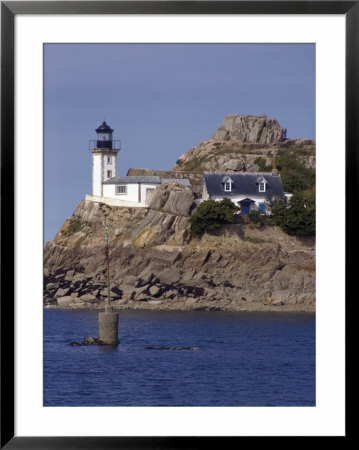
[210,194,270,213]
[101,183,140,204]
[85,194,146,208]
[92,153,103,197]
[102,153,117,181]
[102,182,160,206]
[140,183,157,205]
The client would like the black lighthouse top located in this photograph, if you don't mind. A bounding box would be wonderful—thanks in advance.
[95,121,114,149]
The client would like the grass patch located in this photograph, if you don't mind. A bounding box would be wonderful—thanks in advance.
[243,236,273,244]
[62,217,83,236]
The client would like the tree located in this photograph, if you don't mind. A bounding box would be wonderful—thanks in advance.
[271,190,315,236]
[190,198,239,237]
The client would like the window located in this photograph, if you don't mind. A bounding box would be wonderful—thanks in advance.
[107,156,112,164]
[259,203,266,213]
[259,181,266,192]
[107,170,112,178]
[116,185,126,195]
[224,181,232,192]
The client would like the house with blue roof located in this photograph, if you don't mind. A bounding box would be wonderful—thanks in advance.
[202,172,288,214]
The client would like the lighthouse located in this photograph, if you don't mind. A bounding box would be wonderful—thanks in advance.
[90,121,120,197]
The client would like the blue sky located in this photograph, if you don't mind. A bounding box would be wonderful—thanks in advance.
[44,43,315,244]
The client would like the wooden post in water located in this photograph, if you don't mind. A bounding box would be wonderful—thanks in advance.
[98,221,119,345]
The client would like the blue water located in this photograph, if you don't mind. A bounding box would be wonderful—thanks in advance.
[44,309,315,406]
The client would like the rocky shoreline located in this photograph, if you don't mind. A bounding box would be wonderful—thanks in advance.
[44,297,315,313]
[44,189,315,314]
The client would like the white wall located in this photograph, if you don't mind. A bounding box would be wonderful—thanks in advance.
[102,183,138,203]
[209,194,270,213]
[85,194,146,208]
[102,153,117,181]
[92,153,103,197]
[140,183,157,205]
[102,182,160,206]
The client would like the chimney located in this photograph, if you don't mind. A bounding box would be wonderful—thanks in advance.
[272,155,279,175]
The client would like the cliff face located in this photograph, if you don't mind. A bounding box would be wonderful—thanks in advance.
[44,183,315,312]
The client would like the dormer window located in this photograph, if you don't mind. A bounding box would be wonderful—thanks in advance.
[222,176,233,192]
[224,181,232,192]
[258,177,267,193]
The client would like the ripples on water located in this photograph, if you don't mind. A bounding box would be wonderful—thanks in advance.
[44,309,315,406]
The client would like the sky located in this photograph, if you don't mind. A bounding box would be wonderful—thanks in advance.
[44,43,315,244]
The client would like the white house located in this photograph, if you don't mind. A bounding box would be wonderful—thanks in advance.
[202,172,287,214]
[85,121,190,207]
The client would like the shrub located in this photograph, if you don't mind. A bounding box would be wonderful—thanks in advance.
[254,157,272,172]
[190,198,239,237]
[277,152,315,193]
[62,217,82,236]
[271,190,315,236]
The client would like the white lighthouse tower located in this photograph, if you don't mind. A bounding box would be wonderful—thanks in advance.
[90,121,120,197]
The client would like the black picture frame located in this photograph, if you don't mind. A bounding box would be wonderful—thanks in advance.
[1,1,353,448]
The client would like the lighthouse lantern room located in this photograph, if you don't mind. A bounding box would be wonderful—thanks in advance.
[90,121,120,197]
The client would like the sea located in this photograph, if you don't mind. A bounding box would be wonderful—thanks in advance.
[44,308,315,407]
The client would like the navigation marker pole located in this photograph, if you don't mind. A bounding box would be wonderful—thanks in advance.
[98,221,119,345]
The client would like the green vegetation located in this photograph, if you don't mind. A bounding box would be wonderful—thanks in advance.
[268,151,316,236]
[190,198,239,237]
[254,157,272,172]
[248,210,268,227]
[270,190,315,236]
[277,152,315,193]
[181,156,209,172]
[62,217,83,236]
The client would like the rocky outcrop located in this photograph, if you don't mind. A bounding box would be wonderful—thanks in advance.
[44,115,316,313]
[44,189,315,312]
[172,115,315,175]
[212,115,286,144]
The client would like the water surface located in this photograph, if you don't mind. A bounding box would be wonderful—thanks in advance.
[44,309,315,406]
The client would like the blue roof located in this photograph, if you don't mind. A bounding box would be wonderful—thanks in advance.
[203,172,284,197]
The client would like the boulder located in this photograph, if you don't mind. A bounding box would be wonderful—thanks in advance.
[78,293,98,303]
[54,287,70,299]
[148,183,194,216]
[57,296,74,307]
[212,115,285,144]
[149,285,161,297]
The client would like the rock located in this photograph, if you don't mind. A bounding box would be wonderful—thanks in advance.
[119,284,135,300]
[149,285,161,297]
[78,293,98,303]
[212,115,285,144]
[147,300,162,305]
[272,299,284,306]
[44,115,316,314]
[73,297,85,304]
[65,270,75,281]
[99,289,119,299]
[158,268,182,285]
[57,296,74,307]
[54,287,70,299]
[150,245,182,264]
[148,183,194,216]
[71,273,86,283]
[134,292,147,301]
